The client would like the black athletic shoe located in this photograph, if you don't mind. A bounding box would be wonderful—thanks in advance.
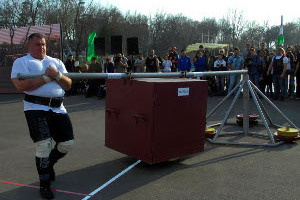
[40,187,54,199]
[40,180,54,199]
[49,166,55,182]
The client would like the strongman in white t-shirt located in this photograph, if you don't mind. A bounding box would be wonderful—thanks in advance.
[11,33,74,200]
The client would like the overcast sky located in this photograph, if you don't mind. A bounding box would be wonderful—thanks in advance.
[97,0,299,26]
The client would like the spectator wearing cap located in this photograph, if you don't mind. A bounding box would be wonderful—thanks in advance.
[178,49,192,72]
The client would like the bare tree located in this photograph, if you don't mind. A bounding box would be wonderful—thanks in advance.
[226,9,246,48]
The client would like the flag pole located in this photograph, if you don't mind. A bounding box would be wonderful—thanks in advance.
[277,15,284,47]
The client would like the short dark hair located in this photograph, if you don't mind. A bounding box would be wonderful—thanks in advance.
[68,54,73,57]
[234,47,240,51]
[181,49,186,52]
[91,57,97,61]
[28,33,46,41]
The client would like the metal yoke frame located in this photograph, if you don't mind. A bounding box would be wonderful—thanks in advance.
[18,71,299,146]
[206,74,299,147]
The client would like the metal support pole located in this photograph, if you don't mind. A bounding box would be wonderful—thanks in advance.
[249,81,299,131]
[252,85,276,127]
[243,75,249,135]
[247,81,275,143]
[213,80,246,140]
[207,80,242,119]
[207,139,285,147]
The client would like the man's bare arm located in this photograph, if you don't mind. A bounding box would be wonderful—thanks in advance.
[12,77,47,92]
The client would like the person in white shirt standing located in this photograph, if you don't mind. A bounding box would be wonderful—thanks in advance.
[11,33,74,199]
[214,54,227,95]
[162,54,172,72]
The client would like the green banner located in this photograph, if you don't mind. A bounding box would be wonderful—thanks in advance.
[87,30,97,62]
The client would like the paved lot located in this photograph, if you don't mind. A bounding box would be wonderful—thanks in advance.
[0,94,299,200]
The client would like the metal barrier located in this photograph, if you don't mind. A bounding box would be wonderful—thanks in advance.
[17,71,299,147]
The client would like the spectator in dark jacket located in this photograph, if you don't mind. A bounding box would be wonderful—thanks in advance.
[178,50,192,72]
[193,51,206,72]
[104,57,114,73]
[64,54,75,72]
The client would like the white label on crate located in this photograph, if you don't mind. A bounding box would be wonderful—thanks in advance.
[178,88,189,96]
[108,73,122,79]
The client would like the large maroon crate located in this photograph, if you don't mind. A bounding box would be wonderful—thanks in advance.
[105,78,208,164]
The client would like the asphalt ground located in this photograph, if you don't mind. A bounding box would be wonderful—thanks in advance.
[0,93,299,200]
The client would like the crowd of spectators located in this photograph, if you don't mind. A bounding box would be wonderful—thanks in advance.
[64,43,300,101]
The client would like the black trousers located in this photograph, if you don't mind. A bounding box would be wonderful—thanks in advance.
[25,110,74,143]
[25,110,74,180]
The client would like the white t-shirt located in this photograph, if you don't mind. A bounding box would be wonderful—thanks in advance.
[287,58,291,70]
[162,60,172,72]
[134,59,145,72]
[11,54,68,113]
[214,60,226,69]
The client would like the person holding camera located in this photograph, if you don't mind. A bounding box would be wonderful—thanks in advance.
[214,54,227,95]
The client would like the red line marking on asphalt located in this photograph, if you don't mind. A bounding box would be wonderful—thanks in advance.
[0,180,93,197]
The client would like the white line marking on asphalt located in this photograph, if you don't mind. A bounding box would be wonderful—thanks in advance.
[82,160,141,200]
